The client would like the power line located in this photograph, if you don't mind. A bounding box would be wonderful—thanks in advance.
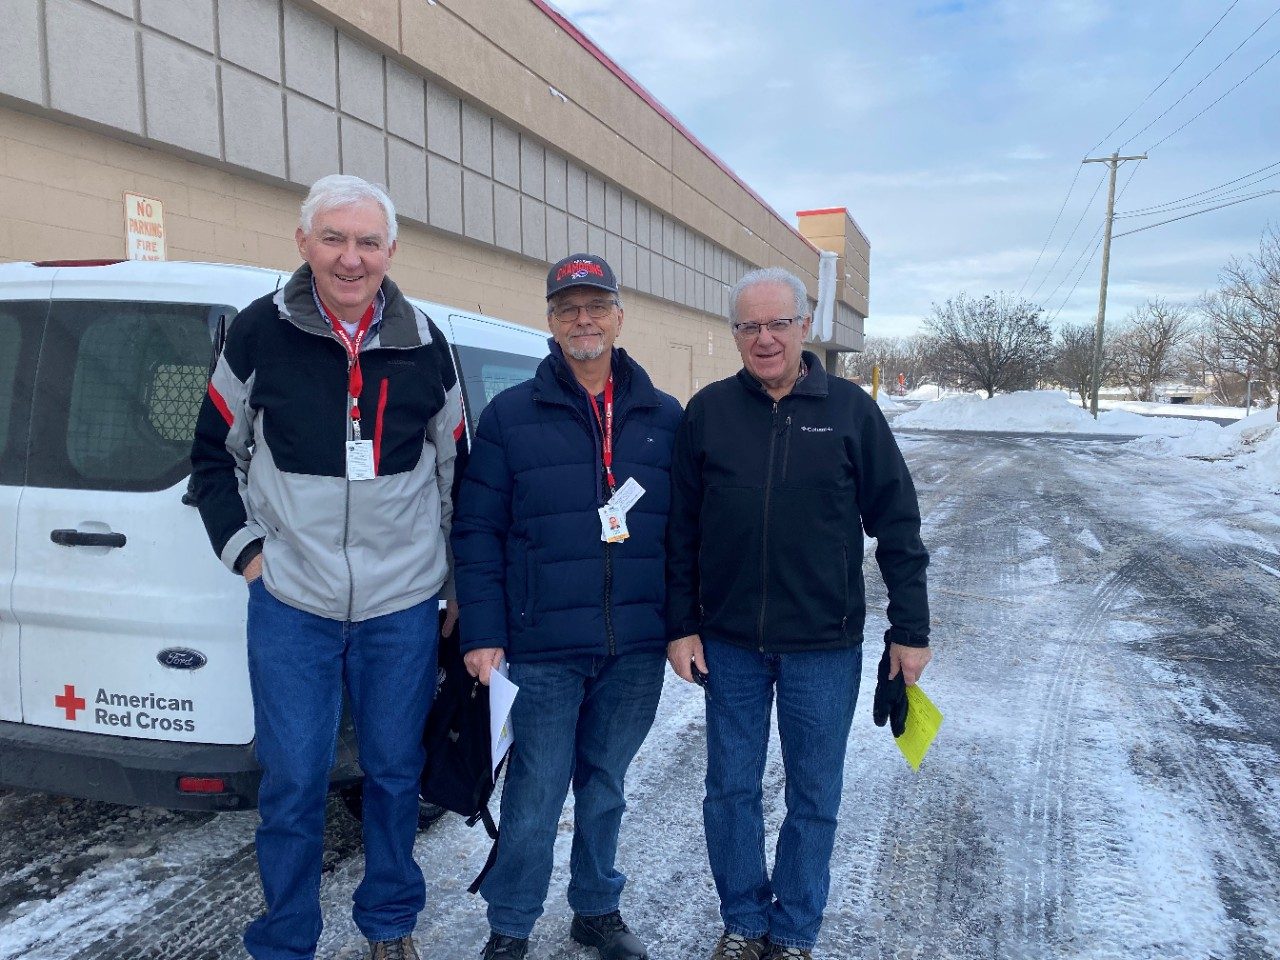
[1116,172,1280,219]
[1027,169,1109,303]
[1116,157,1280,215]
[1119,3,1280,150]
[1086,0,1242,155]
[1046,163,1144,326]
[1146,45,1280,150]
[1018,166,1084,297]
[1113,189,1279,237]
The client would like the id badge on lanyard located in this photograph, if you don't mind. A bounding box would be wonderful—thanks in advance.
[588,378,646,542]
[322,300,377,480]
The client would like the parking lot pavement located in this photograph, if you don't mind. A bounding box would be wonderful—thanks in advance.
[3,431,1278,960]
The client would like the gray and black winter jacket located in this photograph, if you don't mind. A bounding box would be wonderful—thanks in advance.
[190,264,463,622]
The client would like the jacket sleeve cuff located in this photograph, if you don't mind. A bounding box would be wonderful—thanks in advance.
[221,528,263,574]
[884,625,929,648]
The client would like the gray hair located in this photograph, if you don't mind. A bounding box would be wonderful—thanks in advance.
[727,267,810,327]
[299,174,398,245]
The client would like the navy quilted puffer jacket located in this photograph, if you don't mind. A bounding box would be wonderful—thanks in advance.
[452,343,682,663]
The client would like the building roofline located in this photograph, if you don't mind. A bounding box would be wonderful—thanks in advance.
[795,207,870,247]
[530,0,820,257]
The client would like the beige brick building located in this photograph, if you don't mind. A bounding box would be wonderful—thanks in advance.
[0,0,868,400]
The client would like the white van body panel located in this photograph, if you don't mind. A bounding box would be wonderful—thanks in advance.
[442,310,548,354]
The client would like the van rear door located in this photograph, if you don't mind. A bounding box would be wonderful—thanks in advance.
[0,267,54,725]
[10,280,253,745]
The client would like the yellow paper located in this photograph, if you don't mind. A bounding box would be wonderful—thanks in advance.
[895,684,943,771]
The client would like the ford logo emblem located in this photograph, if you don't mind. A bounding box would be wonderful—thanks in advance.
[157,647,208,670]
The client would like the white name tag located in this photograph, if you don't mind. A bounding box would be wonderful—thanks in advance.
[346,440,376,481]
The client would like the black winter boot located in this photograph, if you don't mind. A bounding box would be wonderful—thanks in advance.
[480,932,529,959]
[570,910,648,960]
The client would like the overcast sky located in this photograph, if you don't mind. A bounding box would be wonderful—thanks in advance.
[551,0,1280,338]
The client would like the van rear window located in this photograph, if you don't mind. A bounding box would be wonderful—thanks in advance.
[453,344,543,431]
[24,301,232,492]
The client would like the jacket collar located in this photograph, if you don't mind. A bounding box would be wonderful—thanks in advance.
[737,350,829,400]
[275,263,433,349]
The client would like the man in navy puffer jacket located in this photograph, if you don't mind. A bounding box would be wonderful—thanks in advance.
[453,254,681,960]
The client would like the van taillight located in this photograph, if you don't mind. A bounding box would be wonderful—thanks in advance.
[178,776,226,794]
[32,259,125,267]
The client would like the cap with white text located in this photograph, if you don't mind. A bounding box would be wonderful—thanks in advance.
[546,253,618,299]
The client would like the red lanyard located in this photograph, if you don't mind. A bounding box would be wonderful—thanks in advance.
[586,376,615,492]
[319,299,376,436]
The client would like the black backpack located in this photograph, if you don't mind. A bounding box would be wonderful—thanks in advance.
[421,617,505,893]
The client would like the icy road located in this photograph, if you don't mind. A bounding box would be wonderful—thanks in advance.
[2,430,1279,960]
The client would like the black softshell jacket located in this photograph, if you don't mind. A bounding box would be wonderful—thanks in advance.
[665,352,930,653]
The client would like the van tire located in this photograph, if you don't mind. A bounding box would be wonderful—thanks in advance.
[338,782,448,832]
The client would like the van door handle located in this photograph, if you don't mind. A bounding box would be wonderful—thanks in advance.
[50,529,127,548]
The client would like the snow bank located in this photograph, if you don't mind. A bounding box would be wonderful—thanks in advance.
[1131,409,1280,492]
[893,390,1216,437]
[876,393,907,411]
[904,383,945,401]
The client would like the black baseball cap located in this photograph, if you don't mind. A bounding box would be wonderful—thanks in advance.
[546,253,618,299]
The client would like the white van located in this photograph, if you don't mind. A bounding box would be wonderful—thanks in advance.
[0,259,547,811]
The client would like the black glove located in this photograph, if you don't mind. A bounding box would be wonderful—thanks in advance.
[873,642,908,737]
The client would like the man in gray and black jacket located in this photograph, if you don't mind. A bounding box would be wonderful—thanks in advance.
[665,267,932,960]
[191,174,463,960]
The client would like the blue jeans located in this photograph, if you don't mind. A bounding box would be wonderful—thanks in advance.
[702,639,862,951]
[481,651,666,939]
[243,579,438,960]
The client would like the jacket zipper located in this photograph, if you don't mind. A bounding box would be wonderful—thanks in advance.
[781,415,792,481]
[343,355,356,622]
[604,539,616,655]
[841,542,849,634]
[757,401,780,651]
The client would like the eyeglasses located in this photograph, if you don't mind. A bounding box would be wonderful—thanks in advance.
[552,300,619,322]
[732,317,799,339]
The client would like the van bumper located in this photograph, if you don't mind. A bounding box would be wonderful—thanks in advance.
[0,720,261,811]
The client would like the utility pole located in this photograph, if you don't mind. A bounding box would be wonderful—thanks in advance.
[1082,150,1146,418]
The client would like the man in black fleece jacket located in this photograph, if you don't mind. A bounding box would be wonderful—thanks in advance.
[665,267,932,960]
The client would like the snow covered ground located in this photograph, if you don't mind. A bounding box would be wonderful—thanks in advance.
[1096,397,1257,422]
[2,429,1278,960]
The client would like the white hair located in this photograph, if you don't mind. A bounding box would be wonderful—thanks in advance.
[299,174,398,245]
[728,267,810,327]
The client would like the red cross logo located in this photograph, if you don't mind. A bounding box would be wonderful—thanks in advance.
[55,684,86,721]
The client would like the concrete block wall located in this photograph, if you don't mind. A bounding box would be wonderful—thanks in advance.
[0,0,767,330]
[0,105,742,400]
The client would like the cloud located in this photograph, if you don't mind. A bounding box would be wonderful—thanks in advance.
[548,0,1280,339]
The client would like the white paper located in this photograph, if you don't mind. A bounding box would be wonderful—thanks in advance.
[488,664,518,778]
[609,477,645,513]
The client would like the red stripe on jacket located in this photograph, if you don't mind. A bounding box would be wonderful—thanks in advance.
[373,377,389,476]
[208,383,234,427]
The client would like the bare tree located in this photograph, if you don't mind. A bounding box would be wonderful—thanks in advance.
[922,292,1053,398]
[1112,298,1194,401]
[1200,226,1280,417]
[840,335,931,391]
[1054,322,1117,408]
